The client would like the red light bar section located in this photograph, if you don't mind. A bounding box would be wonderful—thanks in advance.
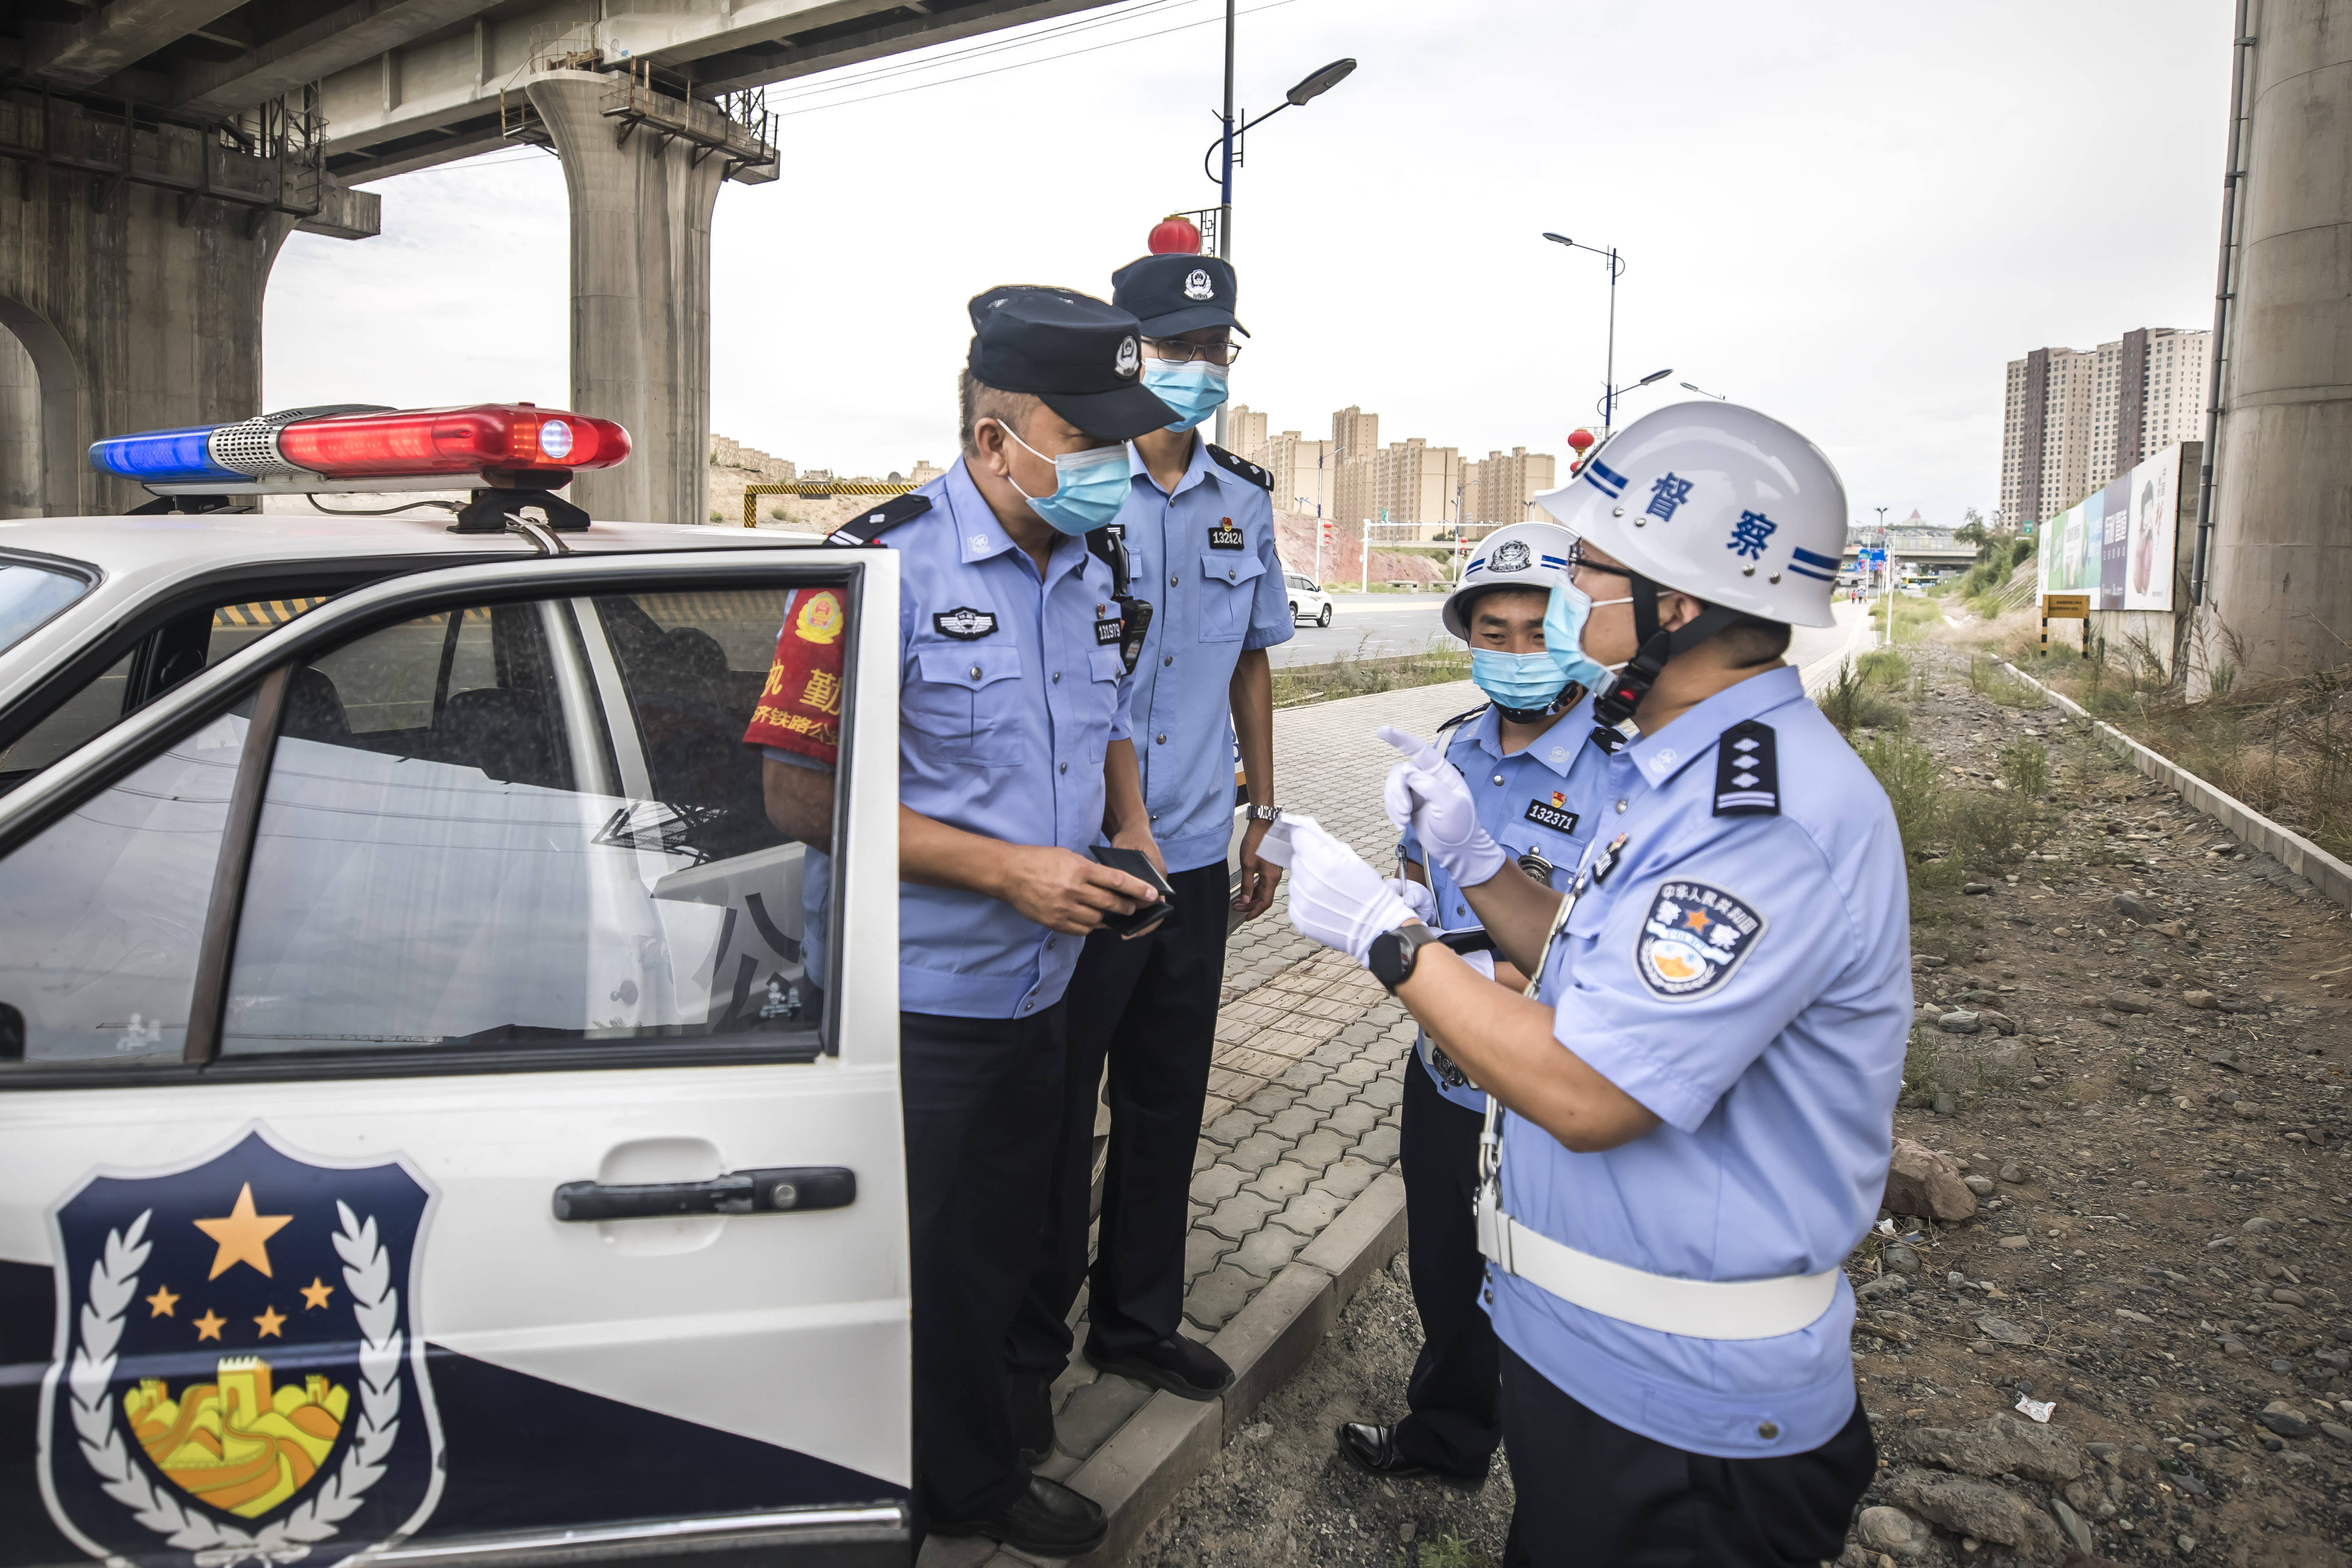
[275,404,630,479]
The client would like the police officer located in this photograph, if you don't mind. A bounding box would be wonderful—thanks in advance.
[1005,253,1293,1433]
[751,286,1178,1559]
[1276,403,1910,1564]
[1333,520,1608,1490]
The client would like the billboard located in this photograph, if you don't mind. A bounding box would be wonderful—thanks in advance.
[2036,443,2188,611]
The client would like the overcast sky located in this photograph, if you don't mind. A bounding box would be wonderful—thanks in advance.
[265,0,2235,528]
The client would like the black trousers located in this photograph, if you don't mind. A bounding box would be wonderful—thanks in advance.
[1498,1345,1874,1567]
[901,1003,1067,1526]
[1394,1054,1502,1473]
[1004,861,1229,1377]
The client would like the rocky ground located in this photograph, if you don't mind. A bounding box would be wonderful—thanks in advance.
[1131,630,2352,1567]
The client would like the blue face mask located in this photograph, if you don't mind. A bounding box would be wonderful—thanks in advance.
[1540,576,1633,695]
[1000,422,1132,535]
[1470,649,1571,715]
[1140,359,1229,432]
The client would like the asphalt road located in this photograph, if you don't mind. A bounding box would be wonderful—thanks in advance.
[1271,592,1872,675]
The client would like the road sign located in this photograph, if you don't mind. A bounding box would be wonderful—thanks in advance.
[2042,593,2090,618]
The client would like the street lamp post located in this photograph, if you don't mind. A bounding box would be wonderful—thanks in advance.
[1874,506,1892,646]
[1680,381,1728,401]
[1544,232,1648,432]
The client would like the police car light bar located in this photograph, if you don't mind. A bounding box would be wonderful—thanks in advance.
[90,404,631,494]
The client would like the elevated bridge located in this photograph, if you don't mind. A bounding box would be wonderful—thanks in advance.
[0,1,1118,518]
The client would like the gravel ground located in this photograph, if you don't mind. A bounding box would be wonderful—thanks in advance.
[1124,628,2352,1568]
[1126,1254,1515,1567]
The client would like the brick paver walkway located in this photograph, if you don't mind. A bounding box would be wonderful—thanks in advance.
[922,681,1482,1566]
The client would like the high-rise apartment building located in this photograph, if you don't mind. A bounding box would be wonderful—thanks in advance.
[1463,446,1558,526]
[2001,328,2209,525]
[1225,403,1269,464]
[1265,431,1338,517]
[1369,438,1462,534]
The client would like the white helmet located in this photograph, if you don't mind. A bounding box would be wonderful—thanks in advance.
[1534,401,1846,628]
[1440,521,1575,640]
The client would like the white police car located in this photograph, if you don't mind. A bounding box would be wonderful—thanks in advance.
[1283,571,1332,628]
[0,406,914,1567]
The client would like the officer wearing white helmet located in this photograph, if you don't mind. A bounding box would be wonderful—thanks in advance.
[1276,403,1909,1563]
[1334,521,1610,1490]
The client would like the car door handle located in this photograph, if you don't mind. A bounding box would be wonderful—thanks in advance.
[552,1166,855,1222]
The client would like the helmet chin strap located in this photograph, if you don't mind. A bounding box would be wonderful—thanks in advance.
[1589,577,1744,753]
[1494,679,1587,727]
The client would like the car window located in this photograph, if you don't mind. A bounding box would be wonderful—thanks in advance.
[0,699,253,1066]
[0,560,90,654]
[0,595,328,789]
[217,587,835,1061]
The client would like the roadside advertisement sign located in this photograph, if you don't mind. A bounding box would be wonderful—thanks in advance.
[2036,443,2187,611]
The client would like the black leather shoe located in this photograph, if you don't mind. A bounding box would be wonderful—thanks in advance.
[1084,1334,1233,1401]
[1335,1422,1488,1489]
[931,1474,1108,1557]
[1007,1371,1055,1467]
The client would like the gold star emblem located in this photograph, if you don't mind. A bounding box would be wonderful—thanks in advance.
[253,1305,288,1339]
[300,1277,334,1311]
[193,1182,292,1280]
[194,1309,225,1342]
[144,1284,179,1318]
[1681,908,1712,932]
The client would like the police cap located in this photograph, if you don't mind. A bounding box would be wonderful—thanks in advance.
[967,286,1175,442]
[1110,254,1249,338]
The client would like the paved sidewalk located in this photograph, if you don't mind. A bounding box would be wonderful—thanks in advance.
[924,679,1478,1568]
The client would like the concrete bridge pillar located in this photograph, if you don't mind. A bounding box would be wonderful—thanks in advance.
[0,330,39,519]
[527,72,725,527]
[2201,0,2352,678]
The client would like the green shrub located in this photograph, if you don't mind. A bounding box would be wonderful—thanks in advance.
[1855,648,1909,689]
[2000,738,2050,798]
[1859,731,1944,879]
[1819,663,1899,734]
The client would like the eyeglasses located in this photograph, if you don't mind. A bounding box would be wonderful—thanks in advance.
[1142,338,1242,367]
[1567,540,1632,579]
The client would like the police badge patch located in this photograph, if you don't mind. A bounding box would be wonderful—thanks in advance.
[1490,539,1532,573]
[932,607,997,640]
[1633,880,1765,999]
[39,1129,443,1568]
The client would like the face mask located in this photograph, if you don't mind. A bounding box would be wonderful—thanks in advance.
[1541,575,1634,694]
[998,421,1132,535]
[1470,649,1570,715]
[1140,358,1229,432]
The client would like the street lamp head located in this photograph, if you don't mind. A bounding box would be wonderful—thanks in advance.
[1541,232,1572,246]
[1636,368,1672,387]
[1287,58,1356,106]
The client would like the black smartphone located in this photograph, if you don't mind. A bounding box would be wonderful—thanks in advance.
[1091,845,1177,937]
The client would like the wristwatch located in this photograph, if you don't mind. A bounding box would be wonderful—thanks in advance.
[1368,922,1441,993]
[1245,804,1283,823]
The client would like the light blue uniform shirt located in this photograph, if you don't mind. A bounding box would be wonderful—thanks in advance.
[1115,438,1292,873]
[1397,697,1606,1110]
[788,460,1136,1020]
[1486,665,1910,1458]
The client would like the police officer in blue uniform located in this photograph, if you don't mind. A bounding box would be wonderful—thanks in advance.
[1276,403,1910,1564]
[1005,253,1295,1431]
[757,287,1178,1559]
[1334,521,1608,1490]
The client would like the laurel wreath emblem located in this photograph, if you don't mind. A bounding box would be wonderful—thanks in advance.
[67,1202,403,1567]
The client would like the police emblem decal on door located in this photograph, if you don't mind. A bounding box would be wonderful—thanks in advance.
[38,1129,444,1568]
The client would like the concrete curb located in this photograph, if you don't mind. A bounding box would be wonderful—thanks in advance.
[2000,660,2352,914]
[1065,1171,1409,1566]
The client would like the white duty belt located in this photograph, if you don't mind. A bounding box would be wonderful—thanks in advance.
[1474,839,1840,1343]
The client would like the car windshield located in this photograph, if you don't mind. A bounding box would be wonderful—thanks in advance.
[0,561,90,654]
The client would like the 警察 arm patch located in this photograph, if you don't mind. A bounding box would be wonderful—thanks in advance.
[1634,880,1766,999]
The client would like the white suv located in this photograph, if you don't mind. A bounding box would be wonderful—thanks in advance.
[1284,572,1333,628]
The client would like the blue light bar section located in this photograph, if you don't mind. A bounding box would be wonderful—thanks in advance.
[89,425,240,483]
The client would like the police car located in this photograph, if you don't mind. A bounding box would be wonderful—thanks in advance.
[0,406,917,1567]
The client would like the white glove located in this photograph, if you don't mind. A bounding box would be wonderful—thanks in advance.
[1378,726,1507,889]
[1283,819,1420,966]
[1384,876,1439,927]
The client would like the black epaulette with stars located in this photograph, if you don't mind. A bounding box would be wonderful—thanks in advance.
[826,492,933,547]
[1713,718,1780,816]
[1206,443,1273,491]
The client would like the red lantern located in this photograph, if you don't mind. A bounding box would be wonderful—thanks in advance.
[1149,214,1202,255]
[1566,428,1596,453]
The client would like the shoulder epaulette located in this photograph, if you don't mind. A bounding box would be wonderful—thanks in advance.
[1206,443,1273,491]
[826,492,932,547]
[1712,718,1779,817]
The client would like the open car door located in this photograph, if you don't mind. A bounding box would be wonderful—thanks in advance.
[0,547,907,1568]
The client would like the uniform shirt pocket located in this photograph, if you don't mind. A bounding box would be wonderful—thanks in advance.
[909,644,1025,767]
[1198,550,1268,642]
[1083,645,1126,763]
